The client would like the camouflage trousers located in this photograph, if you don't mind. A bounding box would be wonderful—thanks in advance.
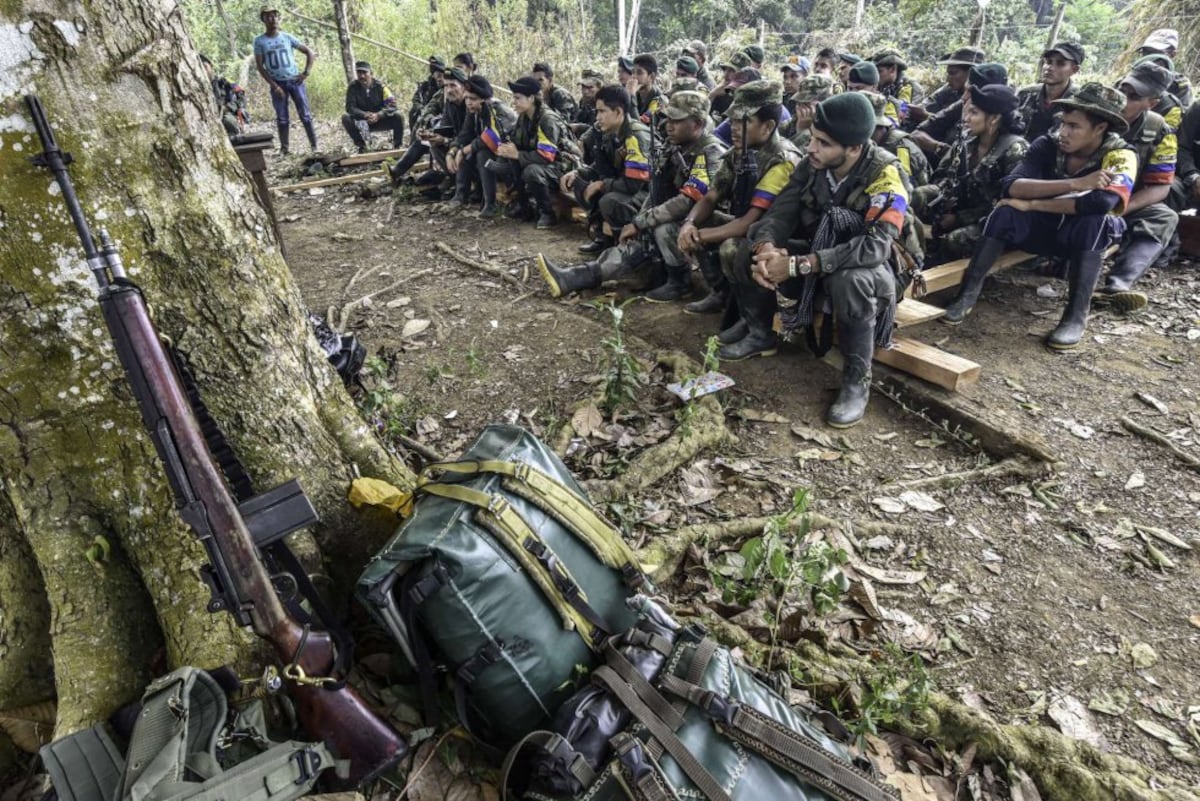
[591,219,686,281]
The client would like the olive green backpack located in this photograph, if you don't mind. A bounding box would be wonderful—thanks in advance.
[356,425,649,754]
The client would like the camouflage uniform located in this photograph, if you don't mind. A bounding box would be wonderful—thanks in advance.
[573,117,653,231]
[1169,101,1200,211]
[872,49,925,123]
[921,83,961,116]
[864,92,930,187]
[781,74,836,150]
[489,102,571,206]
[546,84,579,122]
[913,132,1028,259]
[1015,79,1077,141]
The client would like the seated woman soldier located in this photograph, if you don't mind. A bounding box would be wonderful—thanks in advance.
[912,84,1028,263]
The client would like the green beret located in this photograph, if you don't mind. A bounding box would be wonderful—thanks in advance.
[813,92,876,146]
[848,61,879,86]
[743,44,766,64]
[728,79,784,119]
[838,52,862,65]
[676,55,700,75]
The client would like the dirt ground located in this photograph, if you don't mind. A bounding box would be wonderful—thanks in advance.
[266,131,1200,791]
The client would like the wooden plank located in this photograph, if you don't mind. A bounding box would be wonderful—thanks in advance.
[873,336,981,392]
[895,298,945,327]
[337,147,407,166]
[273,169,387,193]
[910,250,1035,297]
[1178,213,1200,257]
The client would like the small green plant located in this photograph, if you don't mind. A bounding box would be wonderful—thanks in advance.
[591,298,647,415]
[464,339,487,379]
[709,489,849,613]
[837,644,933,745]
[701,335,721,374]
[674,335,723,436]
[357,354,425,453]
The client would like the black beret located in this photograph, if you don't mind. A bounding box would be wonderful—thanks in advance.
[508,76,542,97]
[968,84,1019,115]
[465,75,494,99]
[968,62,1008,88]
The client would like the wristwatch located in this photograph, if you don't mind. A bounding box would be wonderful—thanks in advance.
[787,255,814,277]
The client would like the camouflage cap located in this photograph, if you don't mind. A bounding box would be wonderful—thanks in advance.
[579,68,604,87]
[1051,81,1128,133]
[727,51,752,70]
[443,66,469,83]
[668,77,703,95]
[663,89,711,120]
[727,79,784,120]
[791,74,837,103]
[860,91,896,126]
[1142,28,1179,52]
[872,48,907,69]
[676,55,700,75]
[683,39,708,58]
[429,54,447,69]
[1120,61,1172,99]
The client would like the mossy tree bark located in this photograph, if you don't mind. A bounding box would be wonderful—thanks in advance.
[0,0,412,751]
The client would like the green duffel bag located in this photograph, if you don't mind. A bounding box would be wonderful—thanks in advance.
[502,596,897,801]
[356,424,649,752]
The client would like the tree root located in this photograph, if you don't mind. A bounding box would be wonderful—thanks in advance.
[684,591,1199,801]
[884,456,1051,491]
[1120,416,1200,473]
[586,351,733,504]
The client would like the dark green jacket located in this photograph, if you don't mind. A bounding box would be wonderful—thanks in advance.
[633,133,728,229]
[511,105,571,169]
[579,118,653,195]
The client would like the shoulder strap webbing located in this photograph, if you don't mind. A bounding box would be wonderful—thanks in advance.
[416,481,613,647]
[141,740,337,801]
[39,724,126,801]
[592,665,730,801]
[657,673,896,801]
[117,667,228,801]
[420,459,647,588]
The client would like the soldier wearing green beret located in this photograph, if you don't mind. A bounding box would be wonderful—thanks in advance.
[872,49,924,124]
[535,90,728,299]
[913,84,1028,262]
[743,45,766,70]
[781,74,837,150]
[675,81,805,315]
[862,92,929,188]
[727,91,923,428]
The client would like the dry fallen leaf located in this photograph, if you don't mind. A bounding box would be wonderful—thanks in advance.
[1048,694,1110,750]
[854,563,927,585]
[791,423,836,448]
[899,490,945,513]
[401,318,432,338]
[0,701,56,753]
[1124,471,1146,491]
[872,497,907,515]
[570,404,604,438]
[1190,614,1200,630]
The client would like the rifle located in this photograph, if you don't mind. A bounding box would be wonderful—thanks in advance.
[730,117,760,217]
[24,94,406,788]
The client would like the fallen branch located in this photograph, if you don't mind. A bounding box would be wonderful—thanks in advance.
[335,267,433,330]
[434,241,523,287]
[273,169,387,193]
[1120,416,1200,473]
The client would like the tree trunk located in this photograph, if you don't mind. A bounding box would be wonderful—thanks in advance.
[0,0,412,748]
[332,0,356,85]
[213,0,239,61]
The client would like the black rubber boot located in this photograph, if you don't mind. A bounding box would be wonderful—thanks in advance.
[643,264,693,302]
[684,250,728,314]
[1097,237,1160,312]
[942,236,1006,325]
[531,183,558,229]
[277,125,290,155]
[1046,250,1104,350]
[302,119,318,151]
[827,316,875,428]
[717,319,748,344]
[718,281,777,361]
[578,233,613,254]
[478,162,498,217]
[535,254,599,297]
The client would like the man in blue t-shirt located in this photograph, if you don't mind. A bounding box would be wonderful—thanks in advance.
[253,5,317,154]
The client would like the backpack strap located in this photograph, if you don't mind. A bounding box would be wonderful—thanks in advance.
[419,459,648,589]
[500,731,598,801]
[117,667,228,801]
[657,673,896,801]
[592,666,731,801]
[416,481,614,648]
[39,724,125,801]
[140,740,338,801]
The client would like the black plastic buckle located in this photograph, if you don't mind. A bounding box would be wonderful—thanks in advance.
[698,690,738,726]
[292,746,324,784]
[456,640,504,684]
[523,537,548,559]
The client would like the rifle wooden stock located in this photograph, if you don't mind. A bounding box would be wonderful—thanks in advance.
[103,285,405,786]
